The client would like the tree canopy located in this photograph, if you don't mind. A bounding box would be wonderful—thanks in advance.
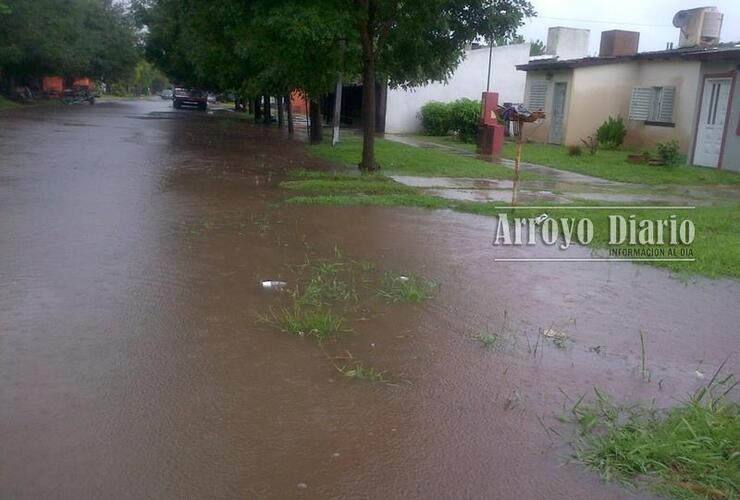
[0,0,139,87]
[137,0,535,169]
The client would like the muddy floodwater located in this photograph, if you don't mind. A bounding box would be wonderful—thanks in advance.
[1,100,738,499]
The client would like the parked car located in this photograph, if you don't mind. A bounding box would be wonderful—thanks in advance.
[160,89,173,99]
[173,88,207,110]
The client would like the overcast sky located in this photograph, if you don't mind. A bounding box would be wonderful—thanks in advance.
[517,0,740,54]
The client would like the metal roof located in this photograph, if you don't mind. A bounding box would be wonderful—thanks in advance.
[516,44,740,71]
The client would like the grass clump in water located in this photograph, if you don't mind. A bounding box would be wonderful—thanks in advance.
[567,375,739,499]
[295,259,357,306]
[259,305,346,341]
[472,333,500,349]
[377,273,437,303]
[338,363,387,382]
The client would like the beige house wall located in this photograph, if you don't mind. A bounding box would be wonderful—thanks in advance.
[521,59,703,154]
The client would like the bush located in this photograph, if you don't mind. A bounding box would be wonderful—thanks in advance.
[657,140,682,167]
[448,98,480,143]
[596,116,627,150]
[418,101,451,136]
[567,145,582,156]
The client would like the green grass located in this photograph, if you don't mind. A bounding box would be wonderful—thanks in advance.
[500,142,740,186]
[293,259,358,306]
[0,96,21,110]
[259,305,346,341]
[377,273,437,303]
[309,134,540,180]
[281,178,416,195]
[567,379,739,499]
[407,134,740,186]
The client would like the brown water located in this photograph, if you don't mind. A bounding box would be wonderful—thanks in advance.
[1,100,738,500]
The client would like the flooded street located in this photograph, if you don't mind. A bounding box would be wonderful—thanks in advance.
[1,100,738,499]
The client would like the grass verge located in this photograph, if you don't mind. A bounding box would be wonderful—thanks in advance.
[309,134,540,180]
[405,134,740,186]
[565,375,738,499]
[258,305,345,342]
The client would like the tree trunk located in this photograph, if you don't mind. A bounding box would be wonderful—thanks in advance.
[359,2,377,171]
[263,94,271,124]
[253,97,262,122]
[309,98,323,144]
[277,96,284,127]
[286,95,294,134]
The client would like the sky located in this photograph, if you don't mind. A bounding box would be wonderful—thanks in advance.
[517,0,740,54]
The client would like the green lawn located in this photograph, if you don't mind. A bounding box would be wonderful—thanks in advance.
[281,172,740,279]
[407,134,740,186]
[309,135,540,180]
[0,96,21,110]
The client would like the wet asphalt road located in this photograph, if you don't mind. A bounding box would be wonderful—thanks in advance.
[1,99,737,500]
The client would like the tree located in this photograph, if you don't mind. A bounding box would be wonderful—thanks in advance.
[349,0,534,170]
[0,0,139,91]
[529,39,546,56]
[136,0,534,170]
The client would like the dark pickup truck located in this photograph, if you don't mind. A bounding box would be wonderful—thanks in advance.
[173,88,207,110]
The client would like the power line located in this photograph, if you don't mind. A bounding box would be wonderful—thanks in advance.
[535,15,674,28]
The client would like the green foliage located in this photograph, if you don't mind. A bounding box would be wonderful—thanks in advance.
[567,145,582,156]
[377,273,437,303]
[419,101,451,136]
[472,333,500,348]
[657,140,682,167]
[570,378,739,499]
[259,305,345,342]
[596,116,628,150]
[0,0,139,87]
[529,39,546,56]
[448,98,480,143]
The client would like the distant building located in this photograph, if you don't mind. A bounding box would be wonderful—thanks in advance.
[517,9,740,171]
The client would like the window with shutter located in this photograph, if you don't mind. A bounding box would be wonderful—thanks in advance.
[657,86,675,123]
[629,86,676,124]
[527,81,547,110]
[629,87,652,120]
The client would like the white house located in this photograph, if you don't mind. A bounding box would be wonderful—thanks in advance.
[383,43,531,134]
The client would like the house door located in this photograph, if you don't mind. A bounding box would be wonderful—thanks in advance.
[549,82,567,144]
[693,77,731,168]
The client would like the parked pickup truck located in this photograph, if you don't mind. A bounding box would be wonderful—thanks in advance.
[173,88,207,110]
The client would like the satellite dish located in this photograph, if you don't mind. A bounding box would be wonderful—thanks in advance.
[673,10,690,28]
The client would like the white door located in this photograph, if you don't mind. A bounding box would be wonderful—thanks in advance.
[694,78,731,168]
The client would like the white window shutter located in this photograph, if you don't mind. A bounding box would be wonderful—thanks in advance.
[658,86,675,123]
[629,87,652,120]
[527,81,547,110]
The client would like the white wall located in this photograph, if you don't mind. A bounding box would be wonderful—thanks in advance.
[384,43,530,134]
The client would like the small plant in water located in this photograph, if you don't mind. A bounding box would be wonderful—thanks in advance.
[259,305,346,341]
[339,363,387,382]
[296,260,357,306]
[377,273,437,303]
[472,332,499,348]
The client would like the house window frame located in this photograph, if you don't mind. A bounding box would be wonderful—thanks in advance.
[629,85,676,125]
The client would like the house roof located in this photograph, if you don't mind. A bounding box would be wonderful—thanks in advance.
[516,44,740,71]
